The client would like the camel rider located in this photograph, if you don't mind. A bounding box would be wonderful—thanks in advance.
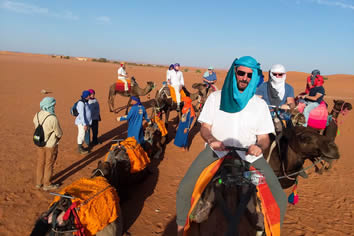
[176,56,287,235]
[169,63,185,111]
[116,96,150,144]
[256,64,295,128]
[166,64,174,85]
[117,62,129,91]
[299,75,325,126]
[305,69,320,94]
[203,66,218,94]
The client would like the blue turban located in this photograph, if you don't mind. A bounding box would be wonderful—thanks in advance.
[220,56,261,113]
[40,97,56,114]
[169,64,174,70]
[81,90,90,99]
[131,96,142,106]
[174,63,180,67]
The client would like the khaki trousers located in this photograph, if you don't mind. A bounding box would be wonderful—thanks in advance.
[36,145,58,186]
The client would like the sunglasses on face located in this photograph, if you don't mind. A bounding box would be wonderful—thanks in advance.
[272,73,285,77]
[236,70,253,79]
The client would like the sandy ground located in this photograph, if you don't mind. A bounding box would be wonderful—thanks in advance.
[0,52,353,236]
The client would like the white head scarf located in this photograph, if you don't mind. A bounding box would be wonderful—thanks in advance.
[270,64,286,100]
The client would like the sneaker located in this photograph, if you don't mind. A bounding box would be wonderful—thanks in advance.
[43,184,60,191]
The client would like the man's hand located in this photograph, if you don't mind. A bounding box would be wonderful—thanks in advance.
[84,125,88,131]
[116,117,121,122]
[209,140,226,151]
[247,144,262,156]
[280,104,290,110]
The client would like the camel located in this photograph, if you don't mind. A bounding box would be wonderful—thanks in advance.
[143,118,167,160]
[30,166,123,236]
[187,125,340,236]
[323,99,352,141]
[108,77,155,114]
[154,83,208,128]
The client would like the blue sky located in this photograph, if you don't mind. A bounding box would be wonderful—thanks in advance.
[0,0,353,75]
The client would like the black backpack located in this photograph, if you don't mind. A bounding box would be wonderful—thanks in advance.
[33,113,53,147]
[70,100,84,117]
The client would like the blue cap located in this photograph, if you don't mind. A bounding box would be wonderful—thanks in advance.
[82,90,90,98]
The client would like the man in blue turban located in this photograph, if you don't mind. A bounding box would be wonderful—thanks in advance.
[117,96,150,144]
[176,56,287,235]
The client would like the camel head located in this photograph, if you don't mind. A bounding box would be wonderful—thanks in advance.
[287,126,340,163]
[144,122,159,144]
[333,99,352,115]
[192,83,208,96]
[290,107,306,127]
[92,160,112,178]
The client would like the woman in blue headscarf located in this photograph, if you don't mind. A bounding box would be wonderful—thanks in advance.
[117,96,150,144]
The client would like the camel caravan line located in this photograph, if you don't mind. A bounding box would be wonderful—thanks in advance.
[31,72,352,235]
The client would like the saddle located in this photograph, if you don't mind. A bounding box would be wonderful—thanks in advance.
[167,85,186,103]
[115,79,131,92]
[106,137,150,173]
[48,177,120,236]
[185,154,280,236]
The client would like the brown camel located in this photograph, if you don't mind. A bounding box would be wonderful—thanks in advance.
[154,83,208,128]
[30,166,123,236]
[323,99,352,141]
[144,111,167,159]
[108,77,155,114]
[187,125,339,236]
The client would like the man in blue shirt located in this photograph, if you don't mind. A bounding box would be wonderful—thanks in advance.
[117,96,150,144]
[202,66,218,94]
[256,64,295,110]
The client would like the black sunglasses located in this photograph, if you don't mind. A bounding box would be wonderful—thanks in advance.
[272,73,285,77]
[236,70,253,79]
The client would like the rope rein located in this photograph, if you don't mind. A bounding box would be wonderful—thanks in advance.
[277,157,323,180]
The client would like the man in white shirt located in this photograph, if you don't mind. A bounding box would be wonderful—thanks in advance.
[168,63,184,111]
[117,62,129,91]
[176,56,287,235]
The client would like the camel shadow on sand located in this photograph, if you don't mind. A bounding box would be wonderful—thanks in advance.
[49,112,165,235]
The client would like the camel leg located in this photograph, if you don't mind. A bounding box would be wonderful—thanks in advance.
[108,91,115,113]
[125,97,132,115]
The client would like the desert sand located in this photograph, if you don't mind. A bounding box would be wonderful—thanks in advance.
[0,52,353,236]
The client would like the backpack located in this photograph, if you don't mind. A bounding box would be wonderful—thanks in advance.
[70,100,81,117]
[33,113,53,147]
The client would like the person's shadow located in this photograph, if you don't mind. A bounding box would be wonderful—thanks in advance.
[51,122,128,184]
[162,217,177,236]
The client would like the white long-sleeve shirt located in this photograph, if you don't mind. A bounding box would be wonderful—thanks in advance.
[169,70,184,86]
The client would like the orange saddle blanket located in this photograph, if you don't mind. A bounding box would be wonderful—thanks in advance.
[105,137,150,173]
[115,79,131,92]
[51,177,120,236]
[168,85,186,103]
[184,158,280,236]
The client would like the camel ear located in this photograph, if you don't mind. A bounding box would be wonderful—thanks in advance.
[317,137,340,159]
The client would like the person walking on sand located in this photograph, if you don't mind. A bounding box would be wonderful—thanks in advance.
[169,63,185,111]
[176,56,287,235]
[117,62,129,91]
[33,97,63,191]
[75,90,92,154]
[116,96,150,144]
[88,89,101,146]
[174,96,196,151]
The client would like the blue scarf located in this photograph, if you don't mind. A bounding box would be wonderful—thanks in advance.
[40,97,56,114]
[220,56,261,113]
[131,96,142,106]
